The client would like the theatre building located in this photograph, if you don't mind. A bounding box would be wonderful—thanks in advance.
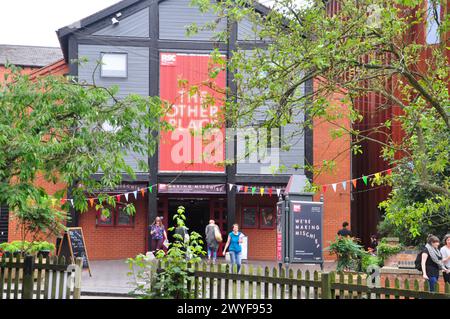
[51,0,351,261]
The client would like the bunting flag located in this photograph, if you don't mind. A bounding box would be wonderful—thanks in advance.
[322,185,327,193]
[268,188,273,197]
[244,186,248,193]
[149,186,153,193]
[352,179,357,188]
[61,198,67,205]
[140,189,145,197]
[237,185,242,192]
[251,186,256,195]
[133,190,138,199]
[229,183,234,191]
[331,183,337,192]
[342,181,347,191]
[374,173,381,180]
[89,198,95,207]
[387,169,392,175]
[124,193,129,202]
[276,188,281,197]
[116,194,121,202]
[362,175,368,185]
[70,199,74,207]
[260,187,264,196]
[51,198,57,207]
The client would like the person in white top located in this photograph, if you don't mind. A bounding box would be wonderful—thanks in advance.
[441,234,450,284]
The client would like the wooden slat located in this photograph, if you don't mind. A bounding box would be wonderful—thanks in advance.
[348,273,354,299]
[305,270,310,299]
[13,256,21,299]
[194,263,200,298]
[232,264,237,298]
[384,278,390,299]
[248,265,254,299]
[36,255,43,299]
[216,263,222,299]
[58,256,66,299]
[296,270,302,299]
[264,267,269,299]
[313,271,319,299]
[356,275,363,299]
[280,267,285,299]
[338,272,344,299]
[330,272,336,299]
[240,264,245,299]
[51,256,58,299]
[256,267,262,299]
[288,269,294,299]
[224,264,230,299]
[0,254,5,299]
[271,267,277,299]
[201,262,207,299]
[209,263,215,299]
[394,278,400,299]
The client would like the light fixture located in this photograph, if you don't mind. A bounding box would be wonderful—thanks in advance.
[111,17,119,25]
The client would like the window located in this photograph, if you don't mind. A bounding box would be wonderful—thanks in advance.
[426,0,441,44]
[96,204,134,227]
[100,52,128,78]
[242,207,258,228]
[260,207,275,229]
[241,206,277,229]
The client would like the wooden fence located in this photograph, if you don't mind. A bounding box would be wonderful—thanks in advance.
[155,262,450,299]
[0,254,83,299]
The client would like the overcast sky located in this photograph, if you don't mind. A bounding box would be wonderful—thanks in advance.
[0,0,122,47]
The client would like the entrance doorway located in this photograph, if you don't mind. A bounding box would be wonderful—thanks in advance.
[168,198,210,247]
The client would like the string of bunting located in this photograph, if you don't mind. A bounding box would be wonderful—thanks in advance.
[52,168,393,207]
[227,168,393,197]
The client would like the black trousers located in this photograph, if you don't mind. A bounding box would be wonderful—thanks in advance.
[444,272,450,284]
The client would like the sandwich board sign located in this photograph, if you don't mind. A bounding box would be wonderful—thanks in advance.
[58,227,92,276]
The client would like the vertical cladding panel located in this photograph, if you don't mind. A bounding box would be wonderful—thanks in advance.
[78,45,150,172]
[236,50,305,175]
[93,8,150,38]
[237,17,263,41]
[159,0,226,40]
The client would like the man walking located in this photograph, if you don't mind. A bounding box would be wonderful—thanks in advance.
[205,219,221,263]
[337,221,352,238]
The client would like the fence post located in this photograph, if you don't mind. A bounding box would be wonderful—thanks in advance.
[73,257,83,299]
[22,255,34,299]
[321,272,331,299]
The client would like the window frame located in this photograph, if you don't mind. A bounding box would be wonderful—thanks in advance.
[95,203,135,228]
[100,52,128,78]
[115,204,135,228]
[259,206,276,229]
[241,206,259,229]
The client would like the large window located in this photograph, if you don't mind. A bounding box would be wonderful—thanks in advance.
[426,0,441,45]
[96,204,134,227]
[100,52,128,78]
[241,206,276,229]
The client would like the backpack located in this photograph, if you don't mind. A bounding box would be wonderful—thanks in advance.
[214,226,222,242]
[414,251,423,271]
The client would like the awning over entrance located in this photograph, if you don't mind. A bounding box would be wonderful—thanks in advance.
[158,183,226,194]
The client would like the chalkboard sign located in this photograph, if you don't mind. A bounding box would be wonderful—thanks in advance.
[289,201,323,263]
[58,227,91,276]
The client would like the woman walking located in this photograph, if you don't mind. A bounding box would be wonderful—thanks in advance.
[205,219,221,264]
[149,217,167,253]
[223,223,244,272]
[440,234,450,285]
[421,235,449,292]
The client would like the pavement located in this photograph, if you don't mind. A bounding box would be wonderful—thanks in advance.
[80,258,337,299]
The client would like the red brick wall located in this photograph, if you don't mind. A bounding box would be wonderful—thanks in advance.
[313,79,351,261]
[78,196,148,260]
[236,195,277,260]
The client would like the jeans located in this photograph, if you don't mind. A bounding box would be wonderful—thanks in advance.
[151,238,164,252]
[207,246,218,261]
[428,276,439,292]
[229,251,242,272]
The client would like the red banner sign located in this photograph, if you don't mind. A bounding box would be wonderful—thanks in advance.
[159,53,226,172]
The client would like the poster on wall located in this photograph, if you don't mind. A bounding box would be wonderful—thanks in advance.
[159,53,226,173]
[289,201,323,263]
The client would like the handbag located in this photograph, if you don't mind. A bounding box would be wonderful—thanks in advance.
[214,226,223,242]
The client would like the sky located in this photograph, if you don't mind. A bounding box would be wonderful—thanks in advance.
[0,0,122,47]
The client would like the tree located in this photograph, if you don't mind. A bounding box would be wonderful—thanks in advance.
[0,64,168,242]
[192,0,449,238]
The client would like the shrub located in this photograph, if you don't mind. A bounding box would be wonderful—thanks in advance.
[376,239,402,266]
[127,206,206,299]
[327,237,365,271]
